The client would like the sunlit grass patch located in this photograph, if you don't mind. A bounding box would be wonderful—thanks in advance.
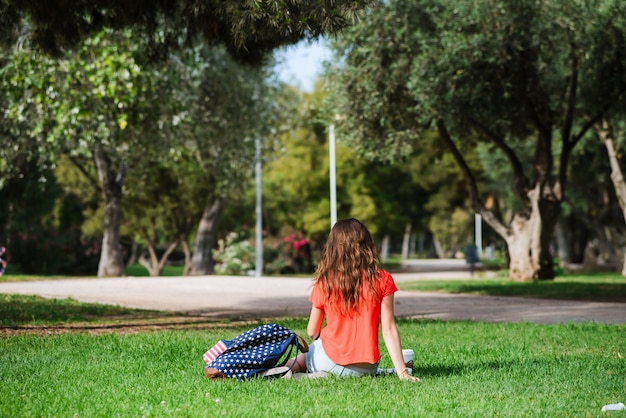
[1,319,624,417]
[0,293,180,326]
[398,273,626,302]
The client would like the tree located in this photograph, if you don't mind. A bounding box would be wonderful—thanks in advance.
[165,44,286,275]
[0,1,377,64]
[2,29,167,276]
[326,0,626,281]
[261,83,470,258]
[0,1,382,276]
[593,119,626,274]
[123,152,206,277]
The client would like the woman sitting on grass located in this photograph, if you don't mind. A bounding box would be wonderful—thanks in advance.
[290,218,419,381]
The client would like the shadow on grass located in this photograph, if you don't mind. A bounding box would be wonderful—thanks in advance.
[401,278,626,302]
[414,358,540,379]
[0,293,181,327]
[451,282,626,302]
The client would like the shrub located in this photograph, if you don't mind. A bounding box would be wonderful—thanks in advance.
[212,232,255,275]
[212,229,314,276]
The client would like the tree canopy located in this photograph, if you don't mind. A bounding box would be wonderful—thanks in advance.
[0,0,377,63]
[325,0,626,280]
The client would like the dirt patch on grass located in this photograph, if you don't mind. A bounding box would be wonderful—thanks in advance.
[0,315,264,336]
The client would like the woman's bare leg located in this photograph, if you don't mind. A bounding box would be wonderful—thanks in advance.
[285,353,307,373]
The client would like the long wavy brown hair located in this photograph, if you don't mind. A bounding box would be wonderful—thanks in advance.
[314,218,381,314]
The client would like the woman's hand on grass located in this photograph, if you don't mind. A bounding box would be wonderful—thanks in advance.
[397,368,420,382]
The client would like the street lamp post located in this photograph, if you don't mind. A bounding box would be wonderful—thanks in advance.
[329,123,337,228]
[475,213,482,258]
[255,135,263,277]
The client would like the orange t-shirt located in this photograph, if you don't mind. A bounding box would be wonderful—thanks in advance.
[309,269,398,365]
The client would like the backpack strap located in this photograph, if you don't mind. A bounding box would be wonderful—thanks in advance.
[296,335,309,354]
[261,333,306,379]
[257,365,292,379]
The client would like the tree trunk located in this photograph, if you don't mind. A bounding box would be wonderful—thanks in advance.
[537,194,559,280]
[433,238,444,259]
[94,142,126,277]
[380,234,390,262]
[555,221,571,264]
[138,252,154,276]
[596,226,616,267]
[417,233,425,257]
[98,192,124,277]
[190,197,224,275]
[505,213,538,282]
[437,119,560,281]
[138,240,179,277]
[595,119,626,276]
[181,240,192,276]
[401,223,411,260]
[489,184,558,281]
[127,241,140,265]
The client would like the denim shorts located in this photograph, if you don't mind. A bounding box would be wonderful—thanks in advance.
[305,339,378,377]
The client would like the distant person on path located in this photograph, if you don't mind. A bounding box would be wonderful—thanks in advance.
[287,218,419,381]
[463,242,479,276]
[0,246,7,276]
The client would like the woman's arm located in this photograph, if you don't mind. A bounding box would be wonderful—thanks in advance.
[381,293,420,382]
[307,305,324,341]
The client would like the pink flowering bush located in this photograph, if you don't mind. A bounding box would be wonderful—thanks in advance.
[212,227,314,275]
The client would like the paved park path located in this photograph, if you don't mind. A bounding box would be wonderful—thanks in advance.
[1,269,624,324]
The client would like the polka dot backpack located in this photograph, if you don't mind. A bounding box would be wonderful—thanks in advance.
[203,323,308,379]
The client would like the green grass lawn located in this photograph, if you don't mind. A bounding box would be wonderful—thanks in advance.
[125,264,186,277]
[1,317,624,417]
[0,294,186,327]
[1,272,625,416]
[0,295,626,417]
[398,272,626,302]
